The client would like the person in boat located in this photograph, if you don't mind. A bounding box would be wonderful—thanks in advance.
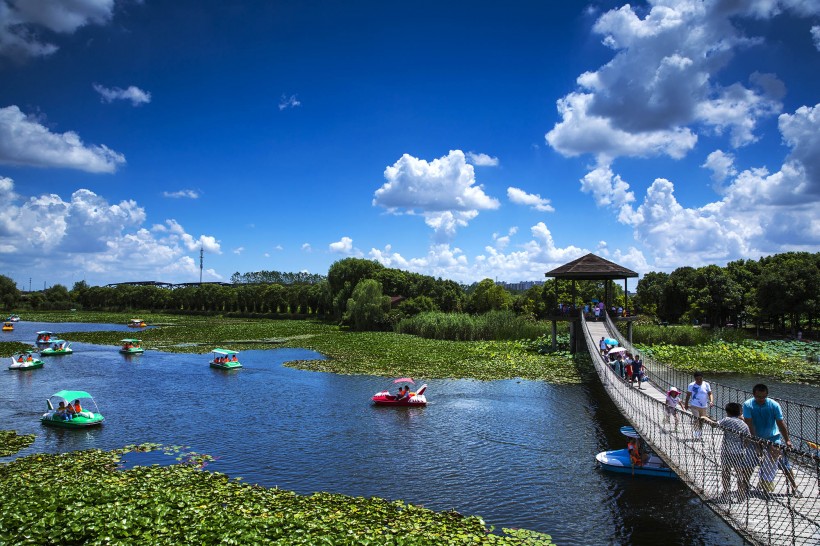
[56,401,72,420]
[26,354,33,362]
[16,355,23,362]
[231,354,237,362]
[627,437,649,466]
[72,400,82,414]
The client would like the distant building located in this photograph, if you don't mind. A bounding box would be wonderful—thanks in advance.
[497,280,545,292]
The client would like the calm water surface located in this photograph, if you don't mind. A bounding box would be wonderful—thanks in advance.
[4,322,818,545]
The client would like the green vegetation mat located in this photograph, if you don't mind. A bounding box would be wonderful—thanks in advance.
[637,340,820,383]
[0,430,34,457]
[15,311,583,383]
[0,443,553,545]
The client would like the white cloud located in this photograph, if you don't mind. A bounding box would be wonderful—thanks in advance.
[373,150,500,241]
[233,247,244,255]
[492,227,518,250]
[329,236,363,257]
[812,25,820,51]
[702,150,737,186]
[466,152,499,166]
[580,163,635,219]
[301,243,312,252]
[621,104,820,267]
[93,83,152,106]
[0,179,223,283]
[279,94,301,110]
[274,244,283,251]
[0,0,116,60]
[544,0,811,163]
[368,223,595,283]
[0,105,125,173]
[507,187,554,212]
[162,189,200,199]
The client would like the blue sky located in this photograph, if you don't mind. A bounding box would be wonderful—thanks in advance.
[1,0,818,290]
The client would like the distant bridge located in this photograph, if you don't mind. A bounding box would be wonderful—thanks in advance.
[582,312,820,545]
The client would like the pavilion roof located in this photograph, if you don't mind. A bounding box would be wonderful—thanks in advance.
[544,253,638,280]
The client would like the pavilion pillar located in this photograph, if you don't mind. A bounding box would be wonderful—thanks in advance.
[551,320,557,351]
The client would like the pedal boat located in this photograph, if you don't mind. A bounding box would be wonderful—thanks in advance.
[120,338,144,354]
[9,354,44,370]
[40,340,73,355]
[7,314,20,322]
[41,390,104,428]
[596,426,677,479]
[373,378,427,406]
[2,321,13,331]
[128,318,147,328]
[35,331,55,345]
[210,348,242,369]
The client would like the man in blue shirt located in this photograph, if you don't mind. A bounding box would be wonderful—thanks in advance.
[742,383,801,496]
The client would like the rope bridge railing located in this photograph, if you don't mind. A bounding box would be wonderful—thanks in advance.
[603,312,820,453]
[583,313,820,546]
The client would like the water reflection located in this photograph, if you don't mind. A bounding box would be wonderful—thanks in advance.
[5,325,817,545]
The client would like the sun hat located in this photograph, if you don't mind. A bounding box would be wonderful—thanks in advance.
[668,387,680,394]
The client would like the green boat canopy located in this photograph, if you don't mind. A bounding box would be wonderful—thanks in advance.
[51,390,93,401]
[212,348,239,355]
[120,338,142,343]
[46,339,67,344]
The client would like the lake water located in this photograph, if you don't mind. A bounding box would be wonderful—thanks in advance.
[4,322,819,545]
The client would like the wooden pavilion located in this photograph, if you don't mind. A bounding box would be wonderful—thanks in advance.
[544,253,639,352]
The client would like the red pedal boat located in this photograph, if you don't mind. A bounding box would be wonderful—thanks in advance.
[372,377,428,406]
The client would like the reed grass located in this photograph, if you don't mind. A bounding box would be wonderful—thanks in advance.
[396,310,551,341]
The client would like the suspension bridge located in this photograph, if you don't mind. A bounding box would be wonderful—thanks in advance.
[582,312,820,545]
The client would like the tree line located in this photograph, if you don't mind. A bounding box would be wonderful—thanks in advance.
[1,251,816,336]
[633,252,819,334]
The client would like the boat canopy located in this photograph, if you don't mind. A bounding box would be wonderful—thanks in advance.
[3,322,12,326]
[120,338,142,343]
[36,331,55,335]
[51,390,93,401]
[129,318,144,322]
[212,348,239,356]
[47,339,67,344]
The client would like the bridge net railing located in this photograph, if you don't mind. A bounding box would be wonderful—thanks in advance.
[583,313,820,546]
[603,312,820,453]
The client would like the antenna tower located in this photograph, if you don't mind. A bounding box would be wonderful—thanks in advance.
[199,246,204,284]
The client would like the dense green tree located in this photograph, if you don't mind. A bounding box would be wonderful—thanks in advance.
[635,272,668,317]
[662,267,696,323]
[467,279,513,314]
[0,275,20,310]
[689,265,742,327]
[757,252,820,334]
[397,295,438,316]
[327,258,384,318]
[345,279,390,330]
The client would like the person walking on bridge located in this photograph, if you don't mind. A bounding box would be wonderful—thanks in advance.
[742,384,802,497]
[684,371,713,439]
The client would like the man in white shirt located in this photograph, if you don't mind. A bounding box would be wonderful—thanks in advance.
[684,371,713,439]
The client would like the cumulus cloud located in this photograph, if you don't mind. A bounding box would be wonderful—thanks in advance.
[162,189,200,199]
[702,150,737,186]
[466,152,499,166]
[0,0,116,60]
[233,247,244,255]
[622,104,820,267]
[0,179,222,283]
[368,223,596,283]
[279,94,301,110]
[507,187,554,212]
[329,236,363,256]
[93,83,152,106]
[301,243,312,252]
[373,150,500,241]
[813,26,820,51]
[0,105,125,172]
[545,0,807,163]
[492,227,518,250]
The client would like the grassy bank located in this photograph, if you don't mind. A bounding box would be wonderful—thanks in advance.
[0,441,552,545]
[8,311,582,383]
